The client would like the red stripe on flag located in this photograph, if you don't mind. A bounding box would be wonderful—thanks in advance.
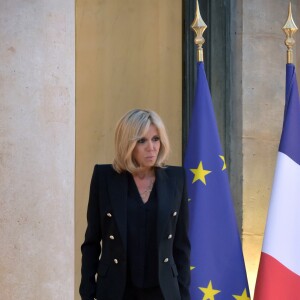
[254,252,300,300]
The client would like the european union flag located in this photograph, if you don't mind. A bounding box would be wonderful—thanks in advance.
[184,62,250,300]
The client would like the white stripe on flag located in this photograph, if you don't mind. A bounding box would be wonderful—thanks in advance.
[262,152,300,276]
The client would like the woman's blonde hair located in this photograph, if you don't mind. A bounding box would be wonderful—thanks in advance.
[112,109,170,173]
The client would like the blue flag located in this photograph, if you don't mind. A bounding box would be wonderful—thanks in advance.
[184,62,250,299]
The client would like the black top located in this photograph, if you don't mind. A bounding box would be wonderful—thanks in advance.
[126,173,159,288]
[80,165,191,300]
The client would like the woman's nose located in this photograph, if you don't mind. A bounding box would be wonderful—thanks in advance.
[147,141,155,150]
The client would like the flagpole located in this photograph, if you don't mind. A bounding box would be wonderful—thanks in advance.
[282,2,298,64]
[191,0,207,62]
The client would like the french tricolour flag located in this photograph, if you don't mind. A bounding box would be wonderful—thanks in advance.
[254,63,300,299]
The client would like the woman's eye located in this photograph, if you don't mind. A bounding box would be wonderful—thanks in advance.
[137,138,146,144]
[152,136,160,142]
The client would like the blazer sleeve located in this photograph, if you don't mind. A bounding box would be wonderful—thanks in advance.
[79,165,102,300]
[173,167,191,300]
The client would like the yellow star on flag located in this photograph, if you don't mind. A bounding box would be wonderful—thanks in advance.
[199,280,221,300]
[190,161,211,185]
[190,266,195,271]
[233,288,250,300]
[219,155,226,170]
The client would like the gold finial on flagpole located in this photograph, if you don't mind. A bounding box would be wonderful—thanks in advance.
[191,0,207,62]
[283,2,298,64]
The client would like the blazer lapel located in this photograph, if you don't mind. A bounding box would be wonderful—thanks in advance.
[107,171,128,251]
[156,168,176,243]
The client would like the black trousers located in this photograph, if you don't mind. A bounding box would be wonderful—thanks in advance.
[123,284,164,300]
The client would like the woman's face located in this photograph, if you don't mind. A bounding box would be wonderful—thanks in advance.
[132,124,161,169]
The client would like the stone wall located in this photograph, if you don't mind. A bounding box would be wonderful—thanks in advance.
[239,0,300,294]
[0,1,75,299]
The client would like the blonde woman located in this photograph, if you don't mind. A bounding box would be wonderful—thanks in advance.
[80,109,190,300]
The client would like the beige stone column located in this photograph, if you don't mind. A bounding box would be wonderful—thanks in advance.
[239,0,300,295]
[0,1,75,299]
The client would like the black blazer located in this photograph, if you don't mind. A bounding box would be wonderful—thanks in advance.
[80,165,190,300]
